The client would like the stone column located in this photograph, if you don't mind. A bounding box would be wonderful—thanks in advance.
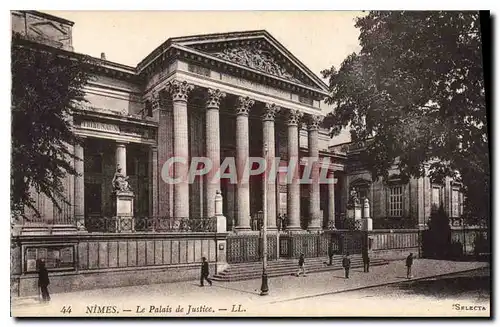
[262,103,280,230]
[167,80,194,218]
[327,170,336,229]
[205,88,226,218]
[286,110,303,231]
[234,96,255,231]
[115,142,127,174]
[149,146,158,216]
[152,91,171,217]
[307,115,323,231]
[74,142,86,230]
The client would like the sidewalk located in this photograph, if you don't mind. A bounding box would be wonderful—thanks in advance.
[11,259,489,317]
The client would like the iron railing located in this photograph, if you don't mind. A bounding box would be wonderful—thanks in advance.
[81,216,217,233]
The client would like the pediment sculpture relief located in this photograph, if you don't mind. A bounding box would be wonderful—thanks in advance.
[211,45,307,85]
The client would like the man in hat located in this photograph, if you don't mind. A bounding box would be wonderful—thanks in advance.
[342,252,351,279]
[200,257,212,286]
[296,253,306,277]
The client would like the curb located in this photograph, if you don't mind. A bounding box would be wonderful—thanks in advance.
[270,266,489,304]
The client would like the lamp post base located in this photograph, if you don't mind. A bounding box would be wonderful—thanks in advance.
[260,272,269,296]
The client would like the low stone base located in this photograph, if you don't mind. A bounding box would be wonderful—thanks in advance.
[233,228,258,235]
[13,263,217,297]
[49,224,78,235]
[370,248,420,261]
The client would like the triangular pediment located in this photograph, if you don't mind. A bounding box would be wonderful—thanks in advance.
[170,31,328,93]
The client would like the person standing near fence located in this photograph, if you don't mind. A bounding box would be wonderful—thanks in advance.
[38,259,50,302]
[326,241,334,266]
[342,252,351,279]
[406,253,414,279]
[200,257,212,286]
[362,249,370,273]
[296,253,306,277]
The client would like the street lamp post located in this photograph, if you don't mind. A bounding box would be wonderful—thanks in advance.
[260,143,269,296]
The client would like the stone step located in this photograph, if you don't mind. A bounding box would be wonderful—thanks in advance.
[224,255,356,268]
[222,258,367,273]
[213,256,389,282]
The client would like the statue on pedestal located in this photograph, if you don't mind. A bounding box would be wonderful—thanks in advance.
[349,188,360,205]
[112,166,131,192]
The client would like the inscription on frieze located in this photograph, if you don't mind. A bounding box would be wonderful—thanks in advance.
[81,121,120,133]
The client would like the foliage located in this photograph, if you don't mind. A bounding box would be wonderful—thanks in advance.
[322,11,489,227]
[11,34,96,220]
[422,206,452,258]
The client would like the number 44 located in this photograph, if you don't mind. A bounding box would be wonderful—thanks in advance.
[60,306,72,314]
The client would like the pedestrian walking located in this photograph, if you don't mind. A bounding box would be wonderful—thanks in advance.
[342,252,351,279]
[362,249,370,273]
[296,253,306,277]
[200,257,212,286]
[37,259,50,302]
[406,253,414,279]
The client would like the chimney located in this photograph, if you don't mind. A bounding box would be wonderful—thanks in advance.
[100,52,106,60]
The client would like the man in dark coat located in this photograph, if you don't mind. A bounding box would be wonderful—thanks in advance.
[406,253,414,279]
[327,241,334,266]
[296,253,306,277]
[38,259,50,302]
[362,249,370,273]
[342,252,351,279]
[200,257,212,286]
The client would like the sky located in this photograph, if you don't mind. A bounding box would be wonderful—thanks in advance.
[45,11,364,80]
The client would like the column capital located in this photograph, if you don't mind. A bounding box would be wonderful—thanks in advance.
[206,88,226,109]
[262,103,281,121]
[150,145,158,152]
[287,110,303,126]
[166,80,195,102]
[307,114,324,131]
[235,96,255,116]
[115,142,127,147]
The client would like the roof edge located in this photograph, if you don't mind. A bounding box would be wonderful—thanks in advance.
[19,10,75,26]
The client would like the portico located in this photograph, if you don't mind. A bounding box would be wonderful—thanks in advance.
[136,30,339,233]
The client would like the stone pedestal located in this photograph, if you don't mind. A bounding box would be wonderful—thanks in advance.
[215,191,228,273]
[113,191,135,233]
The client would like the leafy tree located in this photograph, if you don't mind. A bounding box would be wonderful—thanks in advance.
[322,11,489,228]
[423,206,452,258]
[11,34,96,220]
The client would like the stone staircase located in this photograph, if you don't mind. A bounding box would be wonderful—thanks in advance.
[212,255,389,282]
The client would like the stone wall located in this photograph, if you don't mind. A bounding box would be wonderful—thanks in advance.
[11,232,225,297]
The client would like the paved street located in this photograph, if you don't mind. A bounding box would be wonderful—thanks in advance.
[12,259,490,317]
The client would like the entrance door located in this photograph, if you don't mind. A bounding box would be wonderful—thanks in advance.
[84,183,102,217]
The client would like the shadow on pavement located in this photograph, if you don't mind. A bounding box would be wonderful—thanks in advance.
[396,269,490,300]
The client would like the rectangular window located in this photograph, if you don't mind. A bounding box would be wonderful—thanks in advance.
[452,188,460,217]
[431,186,441,210]
[388,185,403,217]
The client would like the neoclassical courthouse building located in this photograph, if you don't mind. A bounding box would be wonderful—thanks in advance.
[11,11,467,295]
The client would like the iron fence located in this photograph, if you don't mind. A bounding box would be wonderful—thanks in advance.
[227,234,277,264]
[83,216,217,233]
